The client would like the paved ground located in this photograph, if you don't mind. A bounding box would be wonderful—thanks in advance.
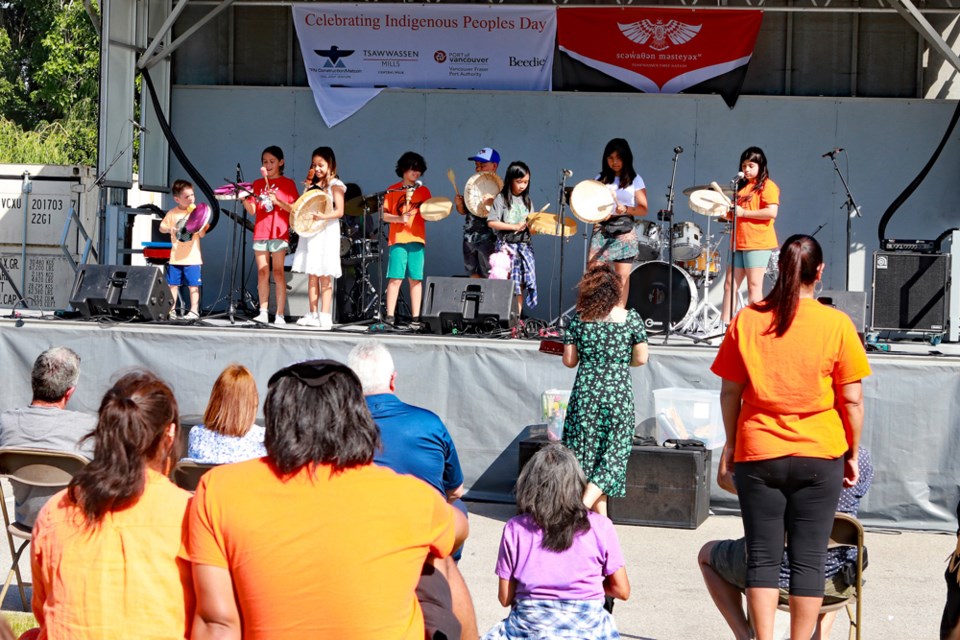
[459,502,952,640]
[1,487,951,638]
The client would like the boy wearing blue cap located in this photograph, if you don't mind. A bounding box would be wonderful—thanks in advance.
[454,147,500,278]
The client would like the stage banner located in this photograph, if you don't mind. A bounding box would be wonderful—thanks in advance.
[292,4,556,126]
[557,8,763,106]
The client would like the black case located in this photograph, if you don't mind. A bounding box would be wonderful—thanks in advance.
[519,435,711,529]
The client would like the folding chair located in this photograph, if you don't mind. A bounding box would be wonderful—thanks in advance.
[776,512,865,640]
[172,460,219,492]
[0,448,89,611]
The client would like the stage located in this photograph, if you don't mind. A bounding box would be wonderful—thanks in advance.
[1,314,958,531]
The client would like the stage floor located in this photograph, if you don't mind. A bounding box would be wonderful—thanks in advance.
[1,311,958,531]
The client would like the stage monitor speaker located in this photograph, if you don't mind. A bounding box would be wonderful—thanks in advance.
[871,252,950,333]
[818,290,867,335]
[519,436,711,529]
[422,277,516,335]
[69,265,173,321]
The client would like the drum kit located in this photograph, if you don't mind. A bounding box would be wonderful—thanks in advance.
[566,179,737,336]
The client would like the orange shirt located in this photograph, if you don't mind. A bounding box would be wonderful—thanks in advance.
[160,209,203,265]
[184,458,456,640]
[383,181,430,246]
[710,298,871,462]
[734,178,779,251]
[31,469,194,640]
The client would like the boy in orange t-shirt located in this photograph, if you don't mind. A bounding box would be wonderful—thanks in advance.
[159,179,208,320]
[382,151,431,327]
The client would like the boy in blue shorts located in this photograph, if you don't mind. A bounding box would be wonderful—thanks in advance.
[159,179,207,320]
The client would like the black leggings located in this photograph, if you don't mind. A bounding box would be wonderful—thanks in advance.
[735,456,844,596]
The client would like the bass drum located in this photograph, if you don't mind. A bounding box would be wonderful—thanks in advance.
[627,261,697,332]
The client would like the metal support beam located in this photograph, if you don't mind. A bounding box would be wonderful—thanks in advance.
[137,0,238,70]
[890,0,960,75]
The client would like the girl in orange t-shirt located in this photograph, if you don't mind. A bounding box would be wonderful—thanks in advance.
[721,146,780,323]
[710,235,870,640]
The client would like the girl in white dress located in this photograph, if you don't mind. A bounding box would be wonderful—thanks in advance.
[292,146,345,330]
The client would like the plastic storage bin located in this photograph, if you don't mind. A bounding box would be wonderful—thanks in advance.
[653,387,725,449]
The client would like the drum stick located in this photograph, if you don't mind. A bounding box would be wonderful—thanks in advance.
[709,181,733,206]
[539,203,550,212]
[260,166,272,191]
[447,169,459,196]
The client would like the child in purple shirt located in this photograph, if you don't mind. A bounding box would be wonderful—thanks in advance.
[483,444,630,639]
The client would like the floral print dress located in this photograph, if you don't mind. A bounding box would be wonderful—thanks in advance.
[562,309,647,497]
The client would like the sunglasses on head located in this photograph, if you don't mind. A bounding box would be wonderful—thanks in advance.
[268,359,353,388]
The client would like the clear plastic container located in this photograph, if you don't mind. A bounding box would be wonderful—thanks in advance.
[653,387,725,449]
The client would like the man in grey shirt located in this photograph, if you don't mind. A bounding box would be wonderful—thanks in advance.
[0,347,96,526]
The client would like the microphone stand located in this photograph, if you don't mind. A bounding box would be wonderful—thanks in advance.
[551,170,573,330]
[660,147,682,344]
[725,175,741,324]
[825,150,861,290]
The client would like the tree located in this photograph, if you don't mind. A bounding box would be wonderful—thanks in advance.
[0,0,99,165]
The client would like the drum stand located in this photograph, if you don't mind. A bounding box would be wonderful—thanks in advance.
[339,197,384,327]
[697,176,742,343]
[675,214,723,336]
[208,175,256,324]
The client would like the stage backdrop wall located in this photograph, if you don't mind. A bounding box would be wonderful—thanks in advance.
[166,87,960,322]
[1,320,958,532]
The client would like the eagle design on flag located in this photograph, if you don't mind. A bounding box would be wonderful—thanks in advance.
[618,20,702,51]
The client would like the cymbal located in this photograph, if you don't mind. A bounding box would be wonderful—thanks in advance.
[344,195,379,217]
[683,184,734,197]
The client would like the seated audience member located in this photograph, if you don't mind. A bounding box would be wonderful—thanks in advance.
[348,340,477,640]
[29,370,193,639]
[0,346,96,528]
[186,364,265,463]
[347,340,464,500]
[698,447,874,640]
[184,359,470,639]
[942,497,960,640]
[484,444,630,640]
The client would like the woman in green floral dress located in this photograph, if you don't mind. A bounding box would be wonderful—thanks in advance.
[562,261,649,515]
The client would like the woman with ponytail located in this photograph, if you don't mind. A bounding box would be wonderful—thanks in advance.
[710,235,871,640]
[29,370,194,639]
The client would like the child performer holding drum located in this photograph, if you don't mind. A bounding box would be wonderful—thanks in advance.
[590,138,648,308]
[487,161,538,318]
[292,146,345,330]
[382,151,430,327]
[243,145,299,326]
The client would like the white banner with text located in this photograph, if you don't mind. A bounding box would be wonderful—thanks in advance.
[292,4,556,126]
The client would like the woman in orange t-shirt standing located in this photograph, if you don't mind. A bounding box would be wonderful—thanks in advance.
[721,147,780,324]
[710,235,870,640]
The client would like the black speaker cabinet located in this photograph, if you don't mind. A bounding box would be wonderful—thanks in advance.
[519,436,711,529]
[871,252,950,333]
[422,277,516,335]
[818,290,867,335]
[69,265,173,321]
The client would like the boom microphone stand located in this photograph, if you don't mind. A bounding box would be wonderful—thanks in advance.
[551,169,574,330]
[824,148,862,290]
[659,146,682,343]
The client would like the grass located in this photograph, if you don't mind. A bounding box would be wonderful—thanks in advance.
[2,610,37,635]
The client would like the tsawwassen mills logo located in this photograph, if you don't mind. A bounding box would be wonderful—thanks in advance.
[617,19,701,52]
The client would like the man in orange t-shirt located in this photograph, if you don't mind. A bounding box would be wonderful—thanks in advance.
[184,360,469,640]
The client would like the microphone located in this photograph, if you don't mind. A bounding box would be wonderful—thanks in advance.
[822,148,844,158]
[562,169,574,178]
[407,180,422,189]
[674,146,684,154]
[236,163,242,182]
[732,171,745,183]
[129,119,149,134]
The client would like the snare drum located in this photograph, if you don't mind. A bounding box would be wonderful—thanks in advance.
[671,222,703,261]
[681,249,721,279]
[351,238,379,258]
[339,236,351,258]
[635,221,662,262]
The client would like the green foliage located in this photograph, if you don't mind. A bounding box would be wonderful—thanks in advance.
[0,0,100,164]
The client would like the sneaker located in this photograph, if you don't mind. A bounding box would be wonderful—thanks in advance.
[318,312,333,331]
[385,315,396,327]
[253,309,269,323]
[274,315,287,327]
[184,310,200,321]
[167,309,179,321]
[296,312,317,326]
